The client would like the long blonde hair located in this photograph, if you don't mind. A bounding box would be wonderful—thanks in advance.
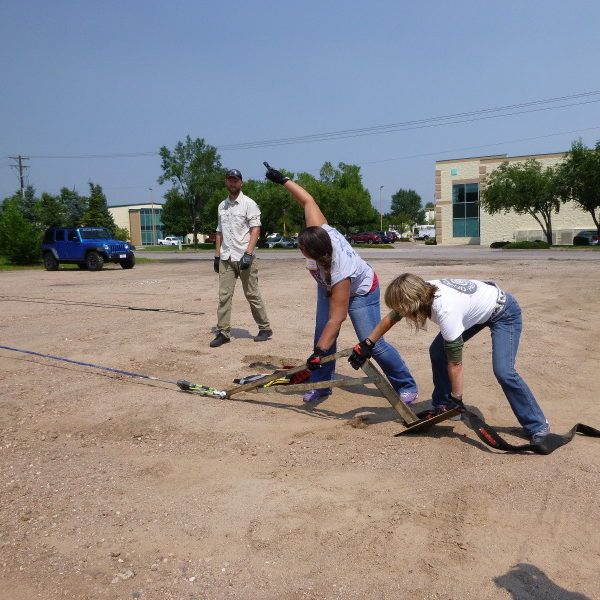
[384,273,438,330]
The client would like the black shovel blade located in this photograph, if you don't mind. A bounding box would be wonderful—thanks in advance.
[395,406,463,436]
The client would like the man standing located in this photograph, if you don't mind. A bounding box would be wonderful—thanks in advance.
[210,169,273,347]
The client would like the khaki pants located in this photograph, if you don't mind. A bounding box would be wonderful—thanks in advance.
[216,258,271,338]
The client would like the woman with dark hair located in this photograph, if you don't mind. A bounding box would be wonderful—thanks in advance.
[264,163,417,403]
[348,273,550,444]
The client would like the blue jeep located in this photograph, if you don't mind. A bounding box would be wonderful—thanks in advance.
[41,227,135,271]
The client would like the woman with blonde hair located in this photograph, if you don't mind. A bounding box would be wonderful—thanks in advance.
[264,163,417,404]
[348,273,550,444]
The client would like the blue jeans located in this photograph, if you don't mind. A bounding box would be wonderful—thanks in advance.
[310,285,417,394]
[429,292,547,435]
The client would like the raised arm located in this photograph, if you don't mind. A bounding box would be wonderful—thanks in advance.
[263,162,327,227]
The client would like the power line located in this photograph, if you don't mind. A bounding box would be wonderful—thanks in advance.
[359,124,600,166]
[17,90,600,159]
[218,92,600,150]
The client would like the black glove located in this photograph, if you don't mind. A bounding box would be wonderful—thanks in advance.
[306,347,327,371]
[263,161,290,185]
[213,256,220,273]
[348,338,374,370]
[239,252,253,270]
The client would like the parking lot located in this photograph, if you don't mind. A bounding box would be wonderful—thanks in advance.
[1,249,599,599]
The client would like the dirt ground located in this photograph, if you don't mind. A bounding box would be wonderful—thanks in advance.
[1,251,599,600]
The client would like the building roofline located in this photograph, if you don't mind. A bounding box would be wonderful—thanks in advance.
[436,154,507,164]
[108,202,164,208]
[436,150,567,165]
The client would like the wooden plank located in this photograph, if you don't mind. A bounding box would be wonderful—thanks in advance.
[255,376,377,393]
[360,359,420,425]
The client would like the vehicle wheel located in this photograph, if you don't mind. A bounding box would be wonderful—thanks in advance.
[86,251,104,271]
[43,252,59,271]
[423,235,429,240]
[120,254,136,269]
[77,263,87,270]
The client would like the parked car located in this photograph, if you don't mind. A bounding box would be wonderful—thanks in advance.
[376,231,396,243]
[573,230,599,246]
[266,236,297,249]
[157,236,181,246]
[347,232,381,244]
[41,227,135,271]
[414,225,436,240]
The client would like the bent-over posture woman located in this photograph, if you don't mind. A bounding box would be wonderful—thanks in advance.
[348,273,550,443]
[264,163,418,404]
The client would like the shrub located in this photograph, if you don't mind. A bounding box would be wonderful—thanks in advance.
[424,238,437,245]
[0,201,41,264]
[502,240,551,249]
[113,226,131,242]
[490,241,510,248]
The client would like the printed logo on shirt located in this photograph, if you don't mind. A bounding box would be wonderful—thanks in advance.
[439,279,478,294]
[329,227,356,258]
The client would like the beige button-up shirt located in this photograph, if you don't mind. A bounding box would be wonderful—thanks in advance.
[216,191,261,261]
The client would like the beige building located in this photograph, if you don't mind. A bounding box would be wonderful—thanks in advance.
[109,202,163,247]
[435,152,593,245]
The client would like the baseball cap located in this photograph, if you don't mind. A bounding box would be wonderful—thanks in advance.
[226,169,243,180]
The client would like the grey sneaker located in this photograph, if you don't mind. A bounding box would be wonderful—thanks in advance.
[253,329,273,342]
[210,332,230,348]
[530,423,551,444]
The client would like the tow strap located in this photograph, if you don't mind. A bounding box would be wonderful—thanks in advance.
[400,401,600,454]
[458,404,599,454]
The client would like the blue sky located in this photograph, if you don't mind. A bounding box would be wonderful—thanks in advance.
[2,0,599,212]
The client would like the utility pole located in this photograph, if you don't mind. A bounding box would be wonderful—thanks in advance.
[379,185,384,231]
[9,155,30,197]
[149,187,156,245]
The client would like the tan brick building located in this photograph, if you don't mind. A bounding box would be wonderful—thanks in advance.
[109,202,163,247]
[435,152,593,245]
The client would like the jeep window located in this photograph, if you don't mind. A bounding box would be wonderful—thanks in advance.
[55,230,65,242]
[80,228,111,240]
[43,230,54,243]
[68,230,78,241]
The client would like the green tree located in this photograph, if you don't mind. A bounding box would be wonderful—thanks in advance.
[387,212,411,237]
[246,169,303,241]
[319,163,377,231]
[33,192,65,230]
[2,187,37,223]
[481,159,561,245]
[0,197,41,264]
[60,187,87,227]
[18,185,37,222]
[297,162,377,233]
[81,183,117,234]
[161,188,197,239]
[157,136,223,244]
[558,139,600,238]
[390,189,425,225]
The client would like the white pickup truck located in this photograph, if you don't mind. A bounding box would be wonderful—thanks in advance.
[157,236,181,246]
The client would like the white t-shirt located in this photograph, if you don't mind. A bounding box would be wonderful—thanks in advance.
[306,224,375,296]
[429,279,500,341]
[216,191,261,261]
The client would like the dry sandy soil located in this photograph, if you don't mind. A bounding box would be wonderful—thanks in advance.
[1,250,599,600]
